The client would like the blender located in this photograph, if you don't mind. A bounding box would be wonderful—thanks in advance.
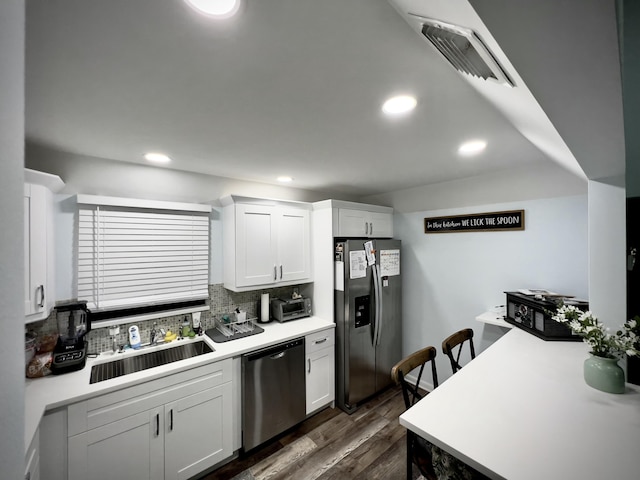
[51,301,91,374]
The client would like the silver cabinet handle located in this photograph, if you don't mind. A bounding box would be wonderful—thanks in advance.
[280,264,283,279]
[308,358,311,373]
[170,409,174,431]
[38,285,45,308]
[369,222,373,235]
[155,413,160,436]
[274,265,277,281]
[365,221,368,235]
[314,338,327,344]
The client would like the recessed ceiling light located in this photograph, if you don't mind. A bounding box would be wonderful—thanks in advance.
[277,176,293,183]
[382,95,417,116]
[184,0,241,18]
[458,140,487,156]
[144,152,172,163]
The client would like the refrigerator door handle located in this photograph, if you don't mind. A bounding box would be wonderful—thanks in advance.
[372,264,382,346]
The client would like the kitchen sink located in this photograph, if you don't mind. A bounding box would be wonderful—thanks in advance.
[90,341,214,384]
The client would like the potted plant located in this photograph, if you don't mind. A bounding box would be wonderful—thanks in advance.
[552,305,639,393]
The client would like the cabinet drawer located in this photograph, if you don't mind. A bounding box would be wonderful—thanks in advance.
[306,329,335,354]
[68,359,232,435]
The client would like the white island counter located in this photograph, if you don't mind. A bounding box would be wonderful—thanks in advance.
[399,328,640,480]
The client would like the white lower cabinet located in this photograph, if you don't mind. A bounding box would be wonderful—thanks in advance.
[25,426,40,480]
[69,408,164,480]
[164,382,232,479]
[305,329,335,414]
[67,360,233,480]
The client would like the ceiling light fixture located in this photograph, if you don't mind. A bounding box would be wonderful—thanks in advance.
[184,0,241,18]
[382,95,417,116]
[277,176,293,183]
[144,152,172,163]
[458,140,487,156]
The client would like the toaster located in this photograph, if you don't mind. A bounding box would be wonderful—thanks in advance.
[270,297,312,322]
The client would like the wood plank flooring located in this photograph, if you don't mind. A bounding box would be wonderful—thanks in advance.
[199,385,423,480]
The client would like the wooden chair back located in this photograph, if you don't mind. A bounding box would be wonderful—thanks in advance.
[391,346,438,409]
[391,346,439,480]
[442,328,476,374]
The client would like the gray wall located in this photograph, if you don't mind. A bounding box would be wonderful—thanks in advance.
[0,1,27,478]
[623,0,640,196]
[26,143,359,206]
[395,194,588,386]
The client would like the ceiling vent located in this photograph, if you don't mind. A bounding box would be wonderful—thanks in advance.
[410,14,515,88]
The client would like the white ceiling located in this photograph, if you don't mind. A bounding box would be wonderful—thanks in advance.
[25,0,620,198]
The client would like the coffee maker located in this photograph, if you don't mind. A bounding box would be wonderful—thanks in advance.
[51,301,91,374]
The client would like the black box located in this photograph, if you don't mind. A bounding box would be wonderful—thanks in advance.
[504,292,588,341]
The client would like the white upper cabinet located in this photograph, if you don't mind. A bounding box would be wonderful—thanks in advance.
[24,169,64,323]
[337,208,393,238]
[331,201,393,238]
[223,196,312,291]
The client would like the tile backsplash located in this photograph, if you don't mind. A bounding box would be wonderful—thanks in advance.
[28,284,302,355]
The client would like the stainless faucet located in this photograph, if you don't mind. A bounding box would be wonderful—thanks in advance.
[150,322,160,345]
[112,336,117,353]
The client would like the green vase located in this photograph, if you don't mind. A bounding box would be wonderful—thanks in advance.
[583,354,625,394]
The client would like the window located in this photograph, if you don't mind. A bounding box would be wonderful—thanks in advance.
[76,195,211,321]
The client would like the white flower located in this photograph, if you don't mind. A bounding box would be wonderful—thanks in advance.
[629,319,637,329]
[579,311,593,321]
[569,320,582,331]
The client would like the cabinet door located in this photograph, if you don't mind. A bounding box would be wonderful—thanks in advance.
[68,408,164,480]
[368,211,393,238]
[306,346,335,414]
[25,427,40,480]
[24,183,47,318]
[337,208,368,237]
[235,204,278,287]
[277,208,311,282]
[164,382,233,480]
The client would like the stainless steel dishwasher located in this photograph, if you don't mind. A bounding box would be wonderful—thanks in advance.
[242,337,305,451]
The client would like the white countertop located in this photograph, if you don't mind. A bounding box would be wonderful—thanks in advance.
[475,310,512,328]
[25,316,334,452]
[399,328,640,480]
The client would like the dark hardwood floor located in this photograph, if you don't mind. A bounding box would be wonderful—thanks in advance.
[199,385,422,480]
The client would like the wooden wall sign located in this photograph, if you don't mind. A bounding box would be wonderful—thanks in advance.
[424,209,524,233]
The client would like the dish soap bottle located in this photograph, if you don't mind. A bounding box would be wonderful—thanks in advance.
[129,325,141,350]
[181,316,192,338]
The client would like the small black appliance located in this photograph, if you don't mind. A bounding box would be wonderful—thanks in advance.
[51,301,91,374]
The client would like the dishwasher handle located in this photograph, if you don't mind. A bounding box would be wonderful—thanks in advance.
[244,338,304,362]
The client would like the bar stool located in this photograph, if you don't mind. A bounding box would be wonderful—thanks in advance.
[441,328,476,374]
[392,343,490,480]
[391,346,439,480]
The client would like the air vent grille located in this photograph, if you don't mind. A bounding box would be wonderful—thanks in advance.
[412,15,514,87]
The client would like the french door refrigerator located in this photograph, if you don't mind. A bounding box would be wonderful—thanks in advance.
[334,238,402,413]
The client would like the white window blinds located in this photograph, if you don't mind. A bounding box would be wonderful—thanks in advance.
[77,195,211,312]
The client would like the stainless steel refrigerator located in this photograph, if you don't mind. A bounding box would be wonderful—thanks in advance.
[334,238,402,413]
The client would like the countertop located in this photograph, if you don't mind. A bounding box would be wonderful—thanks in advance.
[475,309,512,328]
[399,328,640,480]
[25,316,334,452]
